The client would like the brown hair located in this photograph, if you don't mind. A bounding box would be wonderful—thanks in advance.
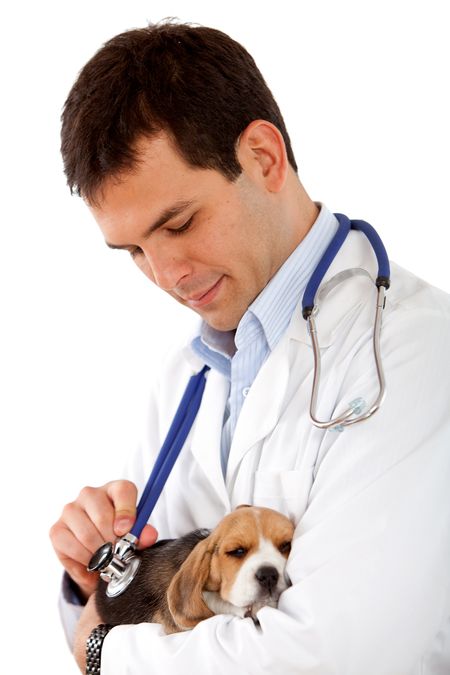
[61,20,298,203]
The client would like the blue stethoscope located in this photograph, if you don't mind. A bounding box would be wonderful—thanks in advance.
[88,213,390,596]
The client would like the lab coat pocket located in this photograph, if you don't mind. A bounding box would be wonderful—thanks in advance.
[253,469,312,524]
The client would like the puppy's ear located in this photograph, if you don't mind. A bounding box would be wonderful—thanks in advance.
[167,535,218,630]
[235,504,251,510]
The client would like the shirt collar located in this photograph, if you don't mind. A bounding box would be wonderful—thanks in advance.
[193,203,338,360]
[247,202,338,350]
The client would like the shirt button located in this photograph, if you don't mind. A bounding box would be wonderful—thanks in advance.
[242,386,251,398]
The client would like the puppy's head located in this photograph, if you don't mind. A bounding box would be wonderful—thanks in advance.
[167,506,294,630]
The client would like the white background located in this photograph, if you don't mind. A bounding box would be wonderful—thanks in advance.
[1,1,449,672]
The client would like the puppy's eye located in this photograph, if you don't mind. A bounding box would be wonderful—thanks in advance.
[226,547,247,558]
[279,541,292,555]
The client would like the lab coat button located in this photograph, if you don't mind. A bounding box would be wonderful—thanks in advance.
[242,386,250,397]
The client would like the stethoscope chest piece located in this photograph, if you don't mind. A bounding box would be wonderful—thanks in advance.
[88,535,141,598]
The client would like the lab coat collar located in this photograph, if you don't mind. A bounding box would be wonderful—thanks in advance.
[287,227,380,346]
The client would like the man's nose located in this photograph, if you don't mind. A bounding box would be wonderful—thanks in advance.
[141,245,191,291]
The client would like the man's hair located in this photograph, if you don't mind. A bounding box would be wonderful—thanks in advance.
[61,20,298,203]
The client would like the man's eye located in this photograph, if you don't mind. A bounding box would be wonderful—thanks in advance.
[167,216,194,235]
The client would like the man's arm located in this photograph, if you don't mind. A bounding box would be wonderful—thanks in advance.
[97,307,450,674]
[72,595,103,672]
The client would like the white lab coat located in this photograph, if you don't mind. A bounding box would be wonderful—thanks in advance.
[76,230,450,673]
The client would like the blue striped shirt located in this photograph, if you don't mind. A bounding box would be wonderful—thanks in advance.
[191,203,339,475]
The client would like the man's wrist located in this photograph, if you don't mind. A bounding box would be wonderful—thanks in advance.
[86,624,112,674]
[73,593,104,672]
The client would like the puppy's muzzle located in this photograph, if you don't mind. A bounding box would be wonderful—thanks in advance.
[255,565,279,594]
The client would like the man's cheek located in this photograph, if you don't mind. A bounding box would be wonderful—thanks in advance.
[133,256,155,282]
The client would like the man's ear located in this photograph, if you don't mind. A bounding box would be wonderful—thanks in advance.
[167,535,219,631]
[236,119,288,192]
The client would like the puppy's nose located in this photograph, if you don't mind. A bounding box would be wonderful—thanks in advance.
[255,566,279,593]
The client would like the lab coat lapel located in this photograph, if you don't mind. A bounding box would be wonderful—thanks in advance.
[226,230,380,479]
[188,367,231,508]
[226,336,292,480]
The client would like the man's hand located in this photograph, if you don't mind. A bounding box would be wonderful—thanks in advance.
[49,480,158,599]
[73,593,103,672]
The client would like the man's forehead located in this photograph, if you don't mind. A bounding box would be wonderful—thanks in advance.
[91,132,207,210]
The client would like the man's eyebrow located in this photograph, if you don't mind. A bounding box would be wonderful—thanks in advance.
[105,200,195,249]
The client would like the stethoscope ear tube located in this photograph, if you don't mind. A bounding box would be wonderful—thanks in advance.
[302,215,351,315]
[304,214,390,430]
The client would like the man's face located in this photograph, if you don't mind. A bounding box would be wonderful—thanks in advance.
[90,133,283,331]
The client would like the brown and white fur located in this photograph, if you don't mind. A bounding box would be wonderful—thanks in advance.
[95,506,294,634]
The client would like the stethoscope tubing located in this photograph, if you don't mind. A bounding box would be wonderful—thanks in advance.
[308,284,387,429]
[131,364,210,538]
[306,213,390,429]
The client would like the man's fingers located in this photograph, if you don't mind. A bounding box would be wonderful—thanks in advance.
[51,521,97,567]
[50,479,159,593]
[50,523,100,599]
[105,480,139,536]
[71,488,116,545]
[63,558,99,599]
[114,514,135,537]
[103,482,159,544]
[137,523,159,550]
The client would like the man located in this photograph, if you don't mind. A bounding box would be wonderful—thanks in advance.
[50,20,450,674]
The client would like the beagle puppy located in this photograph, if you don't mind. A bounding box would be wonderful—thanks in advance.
[95,505,294,633]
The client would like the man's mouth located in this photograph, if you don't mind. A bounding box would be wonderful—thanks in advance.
[184,277,224,308]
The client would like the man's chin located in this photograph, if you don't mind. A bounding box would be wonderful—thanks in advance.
[199,310,242,332]
[190,297,245,332]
